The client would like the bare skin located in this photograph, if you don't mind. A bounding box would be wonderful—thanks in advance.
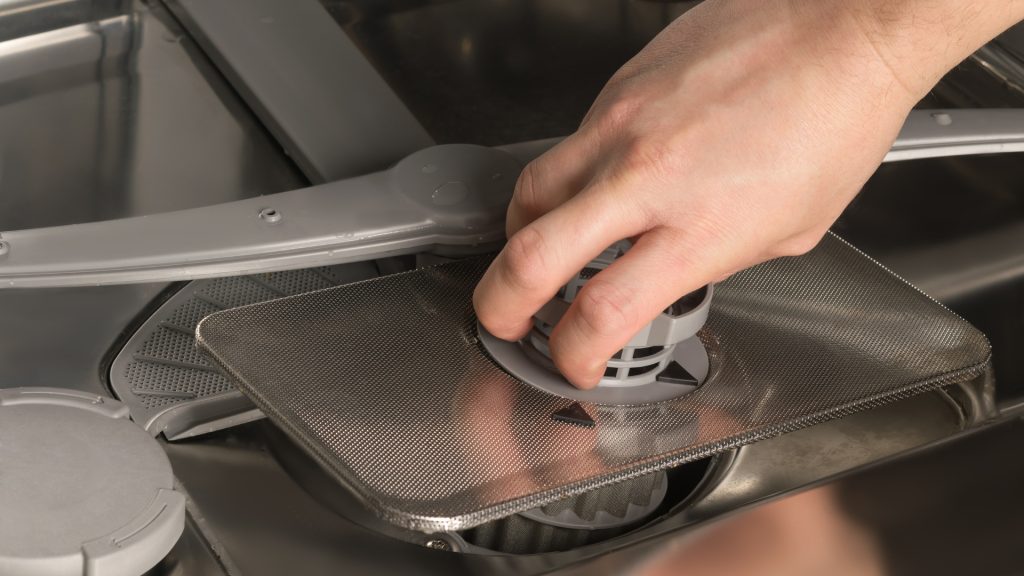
[474,0,1024,389]
[633,486,883,576]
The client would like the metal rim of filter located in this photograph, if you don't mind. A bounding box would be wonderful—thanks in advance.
[260,418,712,556]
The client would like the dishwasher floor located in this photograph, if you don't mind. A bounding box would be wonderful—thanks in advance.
[838,418,1024,576]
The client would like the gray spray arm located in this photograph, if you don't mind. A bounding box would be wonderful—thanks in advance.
[885,108,1024,160]
[0,144,527,288]
[0,110,1021,288]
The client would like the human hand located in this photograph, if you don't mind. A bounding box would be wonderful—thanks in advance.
[473,0,1024,389]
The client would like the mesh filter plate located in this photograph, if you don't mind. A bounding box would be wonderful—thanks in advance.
[196,234,990,532]
[110,263,377,439]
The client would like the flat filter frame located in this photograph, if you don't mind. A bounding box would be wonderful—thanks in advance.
[196,234,990,533]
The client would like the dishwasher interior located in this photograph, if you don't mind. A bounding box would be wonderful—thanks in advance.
[0,1,1023,575]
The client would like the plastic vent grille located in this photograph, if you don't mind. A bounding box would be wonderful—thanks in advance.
[109,263,378,439]
[196,234,991,532]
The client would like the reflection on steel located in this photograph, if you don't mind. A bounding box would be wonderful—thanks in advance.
[883,220,1024,302]
[0,0,302,232]
[971,44,1024,97]
[170,0,434,182]
[0,0,303,397]
[0,15,131,81]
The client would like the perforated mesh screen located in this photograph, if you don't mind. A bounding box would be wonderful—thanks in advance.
[110,264,378,435]
[196,235,990,532]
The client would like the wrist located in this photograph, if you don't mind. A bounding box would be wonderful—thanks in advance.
[834,0,1024,100]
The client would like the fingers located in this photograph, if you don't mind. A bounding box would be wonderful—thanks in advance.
[505,135,599,237]
[474,187,646,342]
[548,227,731,388]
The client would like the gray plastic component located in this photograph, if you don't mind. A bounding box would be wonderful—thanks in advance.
[517,243,714,396]
[169,0,434,183]
[0,110,1021,289]
[195,234,991,532]
[518,471,668,530]
[885,108,1024,161]
[506,107,1024,167]
[0,144,520,288]
[0,388,184,576]
[109,262,378,440]
[483,242,713,402]
[534,250,713,350]
[479,327,709,405]
[0,109,1021,288]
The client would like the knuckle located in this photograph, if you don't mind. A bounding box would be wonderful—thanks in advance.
[659,241,702,275]
[619,138,676,180]
[511,162,542,215]
[605,96,640,128]
[573,280,640,338]
[588,92,642,135]
[500,227,550,293]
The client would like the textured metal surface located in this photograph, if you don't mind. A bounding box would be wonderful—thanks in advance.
[111,262,377,439]
[197,234,990,532]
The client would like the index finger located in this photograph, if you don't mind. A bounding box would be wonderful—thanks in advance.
[474,186,645,341]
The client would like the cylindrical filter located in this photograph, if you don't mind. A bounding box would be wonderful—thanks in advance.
[460,471,668,554]
[480,242,713,405]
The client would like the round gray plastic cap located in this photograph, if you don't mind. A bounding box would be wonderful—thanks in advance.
[0,388,185,576]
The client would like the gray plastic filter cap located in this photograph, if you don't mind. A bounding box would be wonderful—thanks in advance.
[0,388,185,576]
